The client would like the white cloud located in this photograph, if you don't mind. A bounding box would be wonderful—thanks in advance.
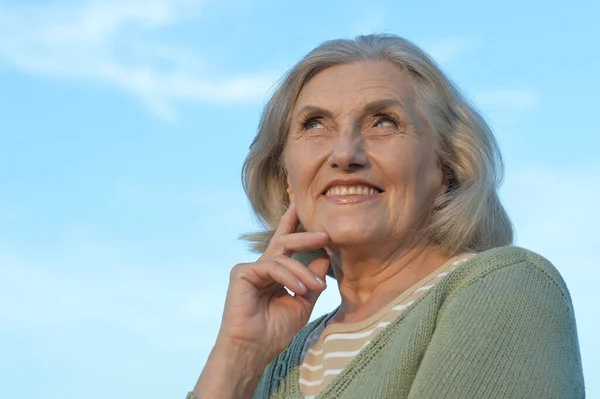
[0,243,226,398]
[474,88,539,112]
[0,247,223,354]
[0,0,276,120]
[424,37,480,64]
[420,38,539,114]
[503,165,599,263]
[502,164,600,380]
[421,39,538,114]
[352,9,387,35]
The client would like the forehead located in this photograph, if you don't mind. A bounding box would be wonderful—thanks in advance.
[293,60,416,113]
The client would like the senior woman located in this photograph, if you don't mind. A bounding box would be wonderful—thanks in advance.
[188,34,584,398]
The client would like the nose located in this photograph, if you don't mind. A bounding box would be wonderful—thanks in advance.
[328,127,368,171]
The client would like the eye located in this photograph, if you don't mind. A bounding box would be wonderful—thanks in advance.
[373,114,400,128]
[302,117,325,130]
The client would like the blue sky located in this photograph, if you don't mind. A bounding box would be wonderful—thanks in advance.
[0,0,598,397]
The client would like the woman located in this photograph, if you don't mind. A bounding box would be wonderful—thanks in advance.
[188,34,584,398]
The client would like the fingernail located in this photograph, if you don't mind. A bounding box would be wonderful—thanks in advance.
[298,280,306,290]
[316,232,327,237]
[315,276,326,286]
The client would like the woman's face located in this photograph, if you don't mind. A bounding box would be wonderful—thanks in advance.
[284,60,445,250]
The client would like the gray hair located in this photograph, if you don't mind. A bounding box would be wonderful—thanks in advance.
[242,34,513,265]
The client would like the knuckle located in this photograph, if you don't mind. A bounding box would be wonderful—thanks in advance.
[229,263,249,279]
[269,235,284,248]
[272,255,286,263]
[263,259,281,270]
[265,244,286,258]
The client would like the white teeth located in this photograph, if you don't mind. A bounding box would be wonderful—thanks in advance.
[325,185,379,196]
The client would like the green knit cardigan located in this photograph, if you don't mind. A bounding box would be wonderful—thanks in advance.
[251,246,585,398]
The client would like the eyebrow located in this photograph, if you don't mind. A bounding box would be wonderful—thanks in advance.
[363,99,408,114]
[293,105,334,121]
[294,99,408,121]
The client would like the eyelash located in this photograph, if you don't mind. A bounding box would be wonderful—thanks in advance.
[300,115,322,130]
[372,113,401,128]
[299,113,403,131]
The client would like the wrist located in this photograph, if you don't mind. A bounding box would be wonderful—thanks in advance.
[193,339,268,399]
[214,336,271,365]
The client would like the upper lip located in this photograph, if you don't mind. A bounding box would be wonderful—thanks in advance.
[321,178,384,195]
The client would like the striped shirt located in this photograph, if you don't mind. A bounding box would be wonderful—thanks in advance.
[299,254,475,399]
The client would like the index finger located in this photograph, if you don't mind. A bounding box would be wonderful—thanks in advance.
[273,202,300,237]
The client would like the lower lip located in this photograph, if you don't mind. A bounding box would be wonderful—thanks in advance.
[321,193,382,204]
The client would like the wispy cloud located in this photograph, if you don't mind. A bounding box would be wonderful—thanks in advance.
[352,9,387,35]
[0,0,276,120]
[474,89,540,112]
[0,246,222,354]
[421,39,539,113]
[504,166,599,253]
[502,164,600,374]
[424,36,481,64]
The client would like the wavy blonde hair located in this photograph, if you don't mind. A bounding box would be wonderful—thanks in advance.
[242,34,513,267]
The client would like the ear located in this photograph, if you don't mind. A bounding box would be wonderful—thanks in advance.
[437,171,448,197]
[437,160,453,198]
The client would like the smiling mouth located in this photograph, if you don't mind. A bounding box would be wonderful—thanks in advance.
[323,185,383,197]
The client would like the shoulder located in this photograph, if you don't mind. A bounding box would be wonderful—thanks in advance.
[411,247,585,398]
[447,246,573,307]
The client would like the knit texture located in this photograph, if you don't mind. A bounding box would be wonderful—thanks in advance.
[251,246,585,399]
[298,254,473,397]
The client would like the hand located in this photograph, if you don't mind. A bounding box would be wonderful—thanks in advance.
[216,203,331,364]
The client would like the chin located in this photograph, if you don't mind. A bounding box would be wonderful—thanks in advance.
[324,223,378,247]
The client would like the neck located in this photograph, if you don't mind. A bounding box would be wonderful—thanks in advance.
[327,237,453,324]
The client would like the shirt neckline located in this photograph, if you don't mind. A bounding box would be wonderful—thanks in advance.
[289,251,479,399]
[320,253,475,335]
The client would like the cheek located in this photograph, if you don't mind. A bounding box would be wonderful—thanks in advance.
[284,155,322,230]
[288,171,316,216]
[285,179,316,231]
[284,153,312,206]
[378,145,440,201]
[414,153,444,200]
[377,145,418,187]
[285,163,304,193]
[285,142,324,192]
